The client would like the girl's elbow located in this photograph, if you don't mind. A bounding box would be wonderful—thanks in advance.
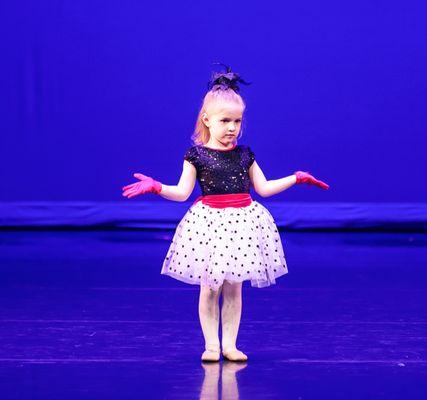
[176,184,193,202]
[182,190,193,202]
[179,193,188,202]
[254,183,269,198]
[255,188,269,198]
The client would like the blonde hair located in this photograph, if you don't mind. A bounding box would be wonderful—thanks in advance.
[191,88,246,145]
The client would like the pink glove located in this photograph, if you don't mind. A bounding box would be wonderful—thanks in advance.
[294,171,329,190]
[122,173,162,198]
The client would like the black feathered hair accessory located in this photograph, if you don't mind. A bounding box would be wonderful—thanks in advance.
[207,62,251,93]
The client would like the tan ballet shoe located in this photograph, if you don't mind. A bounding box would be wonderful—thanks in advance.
[201,348,221,362]
[222,349,248,362]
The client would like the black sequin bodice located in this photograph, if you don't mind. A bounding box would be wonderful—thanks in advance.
[183,144,255,195]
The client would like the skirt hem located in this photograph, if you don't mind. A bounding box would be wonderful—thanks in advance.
[161,267,288,290]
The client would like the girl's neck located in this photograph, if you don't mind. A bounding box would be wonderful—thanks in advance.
[204,140,237,151]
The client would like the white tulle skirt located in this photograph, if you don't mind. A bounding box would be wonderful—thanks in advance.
[161,200,288,291]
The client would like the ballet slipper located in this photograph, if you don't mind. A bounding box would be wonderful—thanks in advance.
[201,348,221,362]
[222,348,248,362]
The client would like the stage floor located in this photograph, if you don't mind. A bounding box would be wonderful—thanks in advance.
[0,230,426,399]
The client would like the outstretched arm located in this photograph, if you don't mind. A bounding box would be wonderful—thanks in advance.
[249,161,296,198]
[122,160,196,202]
[249,161,329,198]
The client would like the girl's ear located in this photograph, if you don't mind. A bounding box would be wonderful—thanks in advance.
[202,113,210,127]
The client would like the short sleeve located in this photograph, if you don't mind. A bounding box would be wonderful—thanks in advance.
[183,146,198,166]
[247,146,255,167]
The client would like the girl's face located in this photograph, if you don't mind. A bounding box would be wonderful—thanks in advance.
[202,102,243,147]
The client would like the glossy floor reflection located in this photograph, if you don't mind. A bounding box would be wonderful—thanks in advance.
[0,230,426,399]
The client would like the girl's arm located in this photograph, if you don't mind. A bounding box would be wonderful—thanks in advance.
[158,160,197,202]
[249,161,297,198]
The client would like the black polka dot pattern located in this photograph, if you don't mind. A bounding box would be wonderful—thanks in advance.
[160,200,288,290]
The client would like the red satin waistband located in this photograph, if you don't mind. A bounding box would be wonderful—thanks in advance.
[193,193,252,208]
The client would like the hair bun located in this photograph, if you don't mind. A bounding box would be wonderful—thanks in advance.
[207,62,251,93]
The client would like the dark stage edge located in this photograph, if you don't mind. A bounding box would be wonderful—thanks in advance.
[1,201,427,231]
[0,230,426,399]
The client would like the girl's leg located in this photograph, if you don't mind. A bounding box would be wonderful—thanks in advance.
[221,280,248,361]
[199,284,222,360]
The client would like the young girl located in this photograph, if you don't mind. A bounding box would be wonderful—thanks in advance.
[122,65,329,363]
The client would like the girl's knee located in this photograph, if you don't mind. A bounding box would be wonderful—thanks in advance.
[200,284,222,301]
[223,280,242,290]
[222,281,242,298]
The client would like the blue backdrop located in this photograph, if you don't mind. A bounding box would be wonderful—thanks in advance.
[1,1,426,206]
